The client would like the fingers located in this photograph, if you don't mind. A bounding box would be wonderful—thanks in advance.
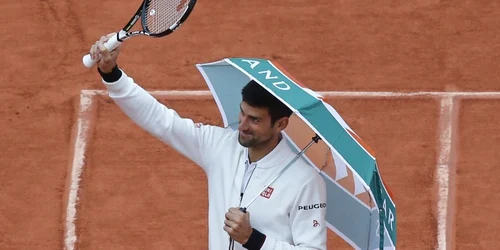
[90,40,98,60]
[224,207,250,231]
[87,32,122,72]
[225,214,241,224]
[89,36,105,61]
[224,218,242,236]
[224,218,237,229]
[105,32,116,39]
[223,225,233,235]
[225,208,242,222]
[97,35,109,56]
[224,208,253,244]
[228,207,245,215]
[89,33,118,61]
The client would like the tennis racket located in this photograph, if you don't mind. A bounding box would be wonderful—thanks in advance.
[82,0,197,68]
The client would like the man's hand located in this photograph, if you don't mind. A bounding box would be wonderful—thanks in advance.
[224,207,253,244]
[89,33,121,73]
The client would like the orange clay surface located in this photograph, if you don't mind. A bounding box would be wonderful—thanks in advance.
[1,0,500,249]
[455,99,500,250]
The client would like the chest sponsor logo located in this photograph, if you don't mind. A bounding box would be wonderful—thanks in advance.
[298,203,327,211]
[313,220,320,227]
[260,186,274,199]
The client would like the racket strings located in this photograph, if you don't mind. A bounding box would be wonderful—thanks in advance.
[144,0,190,34]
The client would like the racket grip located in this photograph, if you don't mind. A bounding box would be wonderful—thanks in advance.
[82,34,122,68]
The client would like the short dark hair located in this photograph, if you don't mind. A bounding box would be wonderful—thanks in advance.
[241,79,293,124]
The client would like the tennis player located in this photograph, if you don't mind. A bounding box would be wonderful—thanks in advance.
[89,33,328,250]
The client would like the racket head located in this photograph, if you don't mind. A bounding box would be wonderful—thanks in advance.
[141,0,197,37]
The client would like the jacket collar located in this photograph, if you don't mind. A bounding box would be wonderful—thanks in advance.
[244,132,294,169]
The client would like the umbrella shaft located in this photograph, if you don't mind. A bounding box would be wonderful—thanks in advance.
[242,136,319,209]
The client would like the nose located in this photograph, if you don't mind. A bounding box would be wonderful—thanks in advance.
[238,116,249,131]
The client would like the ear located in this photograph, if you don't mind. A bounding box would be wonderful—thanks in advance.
[276,117,289,131]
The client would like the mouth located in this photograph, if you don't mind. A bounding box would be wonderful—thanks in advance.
[239,131,252,138]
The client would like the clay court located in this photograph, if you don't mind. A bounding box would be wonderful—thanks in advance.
[2,0,500,249]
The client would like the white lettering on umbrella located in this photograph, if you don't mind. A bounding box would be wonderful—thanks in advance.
[258,70,279,80]
[241,59,260,69]
[388,208,395,230]
[382,198,395,231]
[257,70,291,90]
[272,81,291,90]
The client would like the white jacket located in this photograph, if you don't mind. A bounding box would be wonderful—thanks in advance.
[101,69,328,250]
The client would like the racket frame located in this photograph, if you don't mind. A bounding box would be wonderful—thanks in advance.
[82,0,197,68]
[115,0,198,42]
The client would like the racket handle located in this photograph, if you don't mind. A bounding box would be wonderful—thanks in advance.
[82,34,122,68]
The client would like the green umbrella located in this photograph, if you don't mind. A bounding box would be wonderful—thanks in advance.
[196,57,397,250]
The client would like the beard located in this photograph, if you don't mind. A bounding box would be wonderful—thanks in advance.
[238,131,273,148]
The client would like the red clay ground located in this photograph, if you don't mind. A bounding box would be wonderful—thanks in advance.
[455,99,500,250]
[2,0,500,249]
[75,97,218,249]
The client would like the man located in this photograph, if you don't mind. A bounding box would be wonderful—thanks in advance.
[89,33,328,249]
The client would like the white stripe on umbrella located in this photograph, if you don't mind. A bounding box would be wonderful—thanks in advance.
[333,153,348,181]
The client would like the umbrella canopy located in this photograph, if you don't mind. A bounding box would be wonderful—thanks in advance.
[196,57,397,250]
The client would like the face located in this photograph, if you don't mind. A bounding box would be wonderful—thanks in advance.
[237,101,287,148]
